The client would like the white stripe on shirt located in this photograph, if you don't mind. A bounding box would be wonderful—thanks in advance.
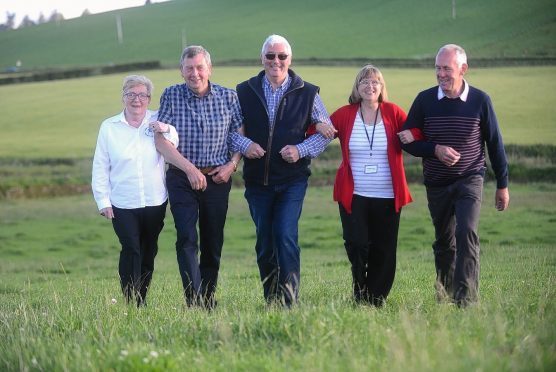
[349,113,393,198]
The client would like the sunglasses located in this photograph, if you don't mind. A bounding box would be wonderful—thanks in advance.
[265,53,289,61]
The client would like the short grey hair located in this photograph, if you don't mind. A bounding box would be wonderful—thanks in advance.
[261,34,292,56]
[437,44,467,67]
[122,75,153,95]
[180,45,212,70]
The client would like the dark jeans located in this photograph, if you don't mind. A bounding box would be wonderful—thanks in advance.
[112,202,167,306]
[339,195,400,306]
[244,178,308,306]
[166,168,231,307]
[426,174,483,306]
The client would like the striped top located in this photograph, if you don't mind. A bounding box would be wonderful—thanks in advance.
[349,113,393,198]
[402,84,508,188]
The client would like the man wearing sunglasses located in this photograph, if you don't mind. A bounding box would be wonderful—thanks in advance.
[231,34,333,306]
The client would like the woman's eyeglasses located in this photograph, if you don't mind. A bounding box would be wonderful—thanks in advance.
[124,92,150,101]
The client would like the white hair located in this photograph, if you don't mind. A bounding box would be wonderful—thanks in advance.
[437,44,467,67]
[261,34,292,56]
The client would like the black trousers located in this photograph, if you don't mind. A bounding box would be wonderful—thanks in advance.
[112,202,167,306]
[426,174,483,306]
[339,195,400,306]
[166,168,231,307]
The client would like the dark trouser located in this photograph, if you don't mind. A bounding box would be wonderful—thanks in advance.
[244,179,308,306]
[426,174,483,306]
[112,202,167,306]
[166,168,231,307]
[339,195,400,306]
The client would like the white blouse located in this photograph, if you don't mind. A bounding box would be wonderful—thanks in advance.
[92,110,178,210]
[349,112,394,198]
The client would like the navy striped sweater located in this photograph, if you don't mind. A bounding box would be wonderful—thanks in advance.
[402,85,508,188]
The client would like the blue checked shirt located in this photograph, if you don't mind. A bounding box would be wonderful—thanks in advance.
[158,82,242,167]
[231,75,332,158]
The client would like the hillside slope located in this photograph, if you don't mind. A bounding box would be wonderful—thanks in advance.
[1,0,555,70]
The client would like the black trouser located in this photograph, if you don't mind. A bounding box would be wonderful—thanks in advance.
[339,195,400,306]
[166,167,231,307]
[112,202,167,306]
[426,174,483,306]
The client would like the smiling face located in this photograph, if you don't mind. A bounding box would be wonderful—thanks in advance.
[357,74,383,104]
[181,53,212,96]
[435,48,467,98]
[123,84,150,117]
[262,42,291,87]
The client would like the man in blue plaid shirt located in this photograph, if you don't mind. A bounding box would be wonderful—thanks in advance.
[231,35,334,306]
[155,45,242,309]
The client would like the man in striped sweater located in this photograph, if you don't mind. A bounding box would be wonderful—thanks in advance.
[399,44,510,307]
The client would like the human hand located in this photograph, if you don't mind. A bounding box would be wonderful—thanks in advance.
[397,129,415,144]
[315,122,337,139]
[208,162,235,184]
[495,188,509,211]
[186,166,207,191]
[100,207,114,219]
[149,121,170,133]
[279,145,300,163]
[434,145,461,166]
[245,143,266,159]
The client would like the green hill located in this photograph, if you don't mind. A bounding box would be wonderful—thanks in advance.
[1,0,555,70]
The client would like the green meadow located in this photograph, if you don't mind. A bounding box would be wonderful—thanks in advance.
[1,183,555,371]
[1,66,555,160]
[1,0,556,369]
[0,66,555,369]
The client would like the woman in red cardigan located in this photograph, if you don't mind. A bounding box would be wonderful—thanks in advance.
[318,65,418,306]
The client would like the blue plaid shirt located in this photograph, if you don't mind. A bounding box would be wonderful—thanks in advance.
[158,82,242,167]
[231,75,332,158]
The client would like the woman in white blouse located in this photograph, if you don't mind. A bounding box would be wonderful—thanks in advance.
[92,75,178,306]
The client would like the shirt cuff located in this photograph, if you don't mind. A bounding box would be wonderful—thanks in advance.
[296,143,309,159]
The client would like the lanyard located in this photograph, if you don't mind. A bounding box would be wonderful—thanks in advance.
[360,105,380,157]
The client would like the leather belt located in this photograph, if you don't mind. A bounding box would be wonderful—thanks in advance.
[168,164,215,175]
[199,167,215,175]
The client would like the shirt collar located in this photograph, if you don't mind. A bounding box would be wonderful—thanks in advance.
[183,81,214,98]
[263,75,290,92]
[113,110,154,127]
[437,79,469,101]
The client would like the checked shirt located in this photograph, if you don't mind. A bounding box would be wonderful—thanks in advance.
[158,82,242,167]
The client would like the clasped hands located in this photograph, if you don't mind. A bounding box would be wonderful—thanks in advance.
[244,142,300,163]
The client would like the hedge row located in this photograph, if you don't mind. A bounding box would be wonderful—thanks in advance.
[0,61,161,85]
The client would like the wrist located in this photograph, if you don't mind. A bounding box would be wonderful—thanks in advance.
[230,159,238,172]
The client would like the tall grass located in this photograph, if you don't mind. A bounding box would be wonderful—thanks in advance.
[0,184,554,371]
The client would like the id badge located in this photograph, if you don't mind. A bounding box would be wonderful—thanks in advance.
[364,164,378,174]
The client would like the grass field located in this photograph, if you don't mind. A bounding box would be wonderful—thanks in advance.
[0,183,554,371]
[1,0,555,70]
[1,66,555,160]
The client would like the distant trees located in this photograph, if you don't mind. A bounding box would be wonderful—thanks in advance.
[19,15,35,28]
[0,9,67,31]
[0,12,16,31]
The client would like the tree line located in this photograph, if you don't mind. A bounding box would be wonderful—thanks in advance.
[1,1,154,31]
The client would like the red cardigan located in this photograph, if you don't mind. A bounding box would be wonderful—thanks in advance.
[330,102,415,213]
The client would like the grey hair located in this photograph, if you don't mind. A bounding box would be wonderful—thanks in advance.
[348,64,388,104]
[261,34,292,56]
[437,44,467,67]
[180,45,212,70]
[122,75,153,95]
